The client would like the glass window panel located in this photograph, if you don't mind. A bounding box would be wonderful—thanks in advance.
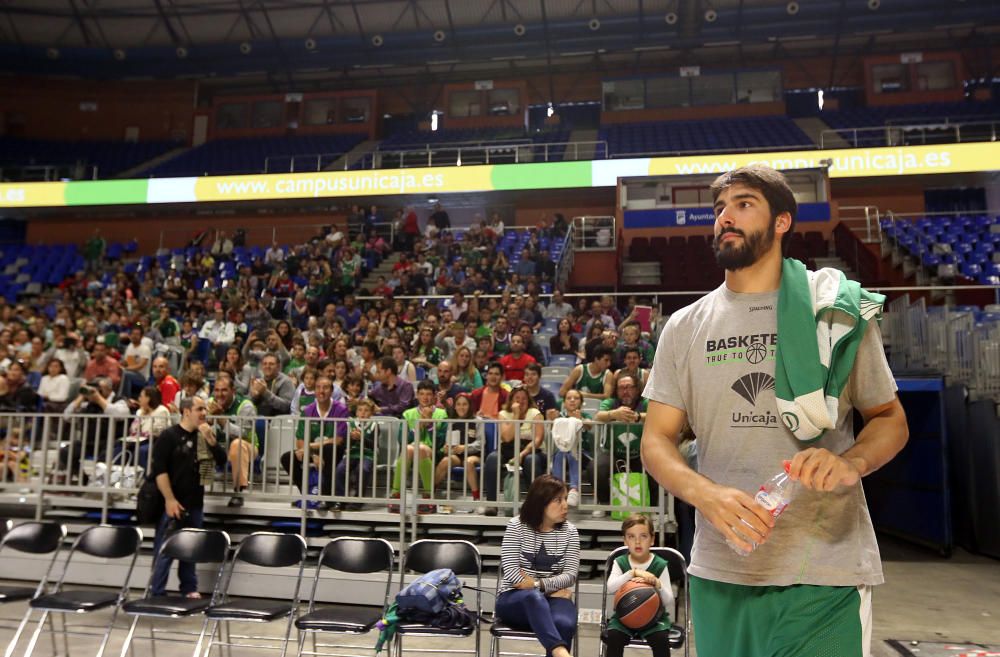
[449,91,481,117]
[646,77,690,108]
[736,71,781,103]
[252,101,283,128]
[342,97,371,123]
[215,103,248,130]
[916,61,956,91]
[602,80,645,110]
[691,73,735,106]
[488,88,520,116]
[872,63,909,93]
[304,99,337,125]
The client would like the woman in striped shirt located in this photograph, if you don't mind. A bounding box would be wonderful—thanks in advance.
[496,474,580,657]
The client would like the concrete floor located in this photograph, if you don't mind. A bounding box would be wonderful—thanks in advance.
[1,535,997,657]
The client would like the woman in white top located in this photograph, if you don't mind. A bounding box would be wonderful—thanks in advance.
[391,344,418,383]
[480,387,548,515]
[119,385,172,470]
[38,358,71,411]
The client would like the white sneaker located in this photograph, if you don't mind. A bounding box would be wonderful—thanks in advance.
[475,505,487,515]
[591,509,606,518]
[567,489,579,507]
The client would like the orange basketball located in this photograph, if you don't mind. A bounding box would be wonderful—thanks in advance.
[613,579,662,630]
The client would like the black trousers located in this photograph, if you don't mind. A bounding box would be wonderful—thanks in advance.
[604,628,671,657]
[280,444,337,495]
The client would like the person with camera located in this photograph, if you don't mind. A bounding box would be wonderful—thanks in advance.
[58,377,130,482]
[149,396,227,597]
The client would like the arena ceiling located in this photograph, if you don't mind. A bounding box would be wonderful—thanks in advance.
[0,0,997,91]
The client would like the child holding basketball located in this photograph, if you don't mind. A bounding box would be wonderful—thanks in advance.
[604,514,675,657]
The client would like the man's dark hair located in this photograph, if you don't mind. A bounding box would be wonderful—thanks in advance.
[524,362,542,377]
[709,164,797,253]
[487,362,505,376]
[519,474,568,531]
[623,345,642,358]
[416,379,436,394]
[363,340,381,356]
[591,345,613,361]
[379,356,398,375]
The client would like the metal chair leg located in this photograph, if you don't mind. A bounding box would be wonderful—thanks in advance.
[147,618,155,657]
[118,616,141,657]
[223,621,232,657]
[191,617,213,657]
[279,614,296,657]
[46,613,57,657]
[94,603,123,657]
[21,610,49,657]
[60,611,70,657]
[197,619,219,657]
[3,607,34,657]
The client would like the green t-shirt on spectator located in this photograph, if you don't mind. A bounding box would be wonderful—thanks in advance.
[598,397,648,458]
[401,406,449,455]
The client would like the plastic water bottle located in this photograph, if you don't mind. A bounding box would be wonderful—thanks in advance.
[727,460,795,556]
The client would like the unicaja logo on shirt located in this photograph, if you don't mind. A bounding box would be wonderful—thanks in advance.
[731,372,774,406]
[781,412,800,432]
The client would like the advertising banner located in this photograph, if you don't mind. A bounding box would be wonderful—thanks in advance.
[1,142,996,209]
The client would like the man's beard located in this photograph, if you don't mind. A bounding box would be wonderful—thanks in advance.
[712,221,776,271]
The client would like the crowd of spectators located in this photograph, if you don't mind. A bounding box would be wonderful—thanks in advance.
[0,202,660,515]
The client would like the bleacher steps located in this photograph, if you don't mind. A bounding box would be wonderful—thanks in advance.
[115,146,190,179]
[794,117,849,148]
[813,256,859,281]
[567,129,599,160]
[356,251,402,291]
[623,260,661,286]
[326,139,379,171]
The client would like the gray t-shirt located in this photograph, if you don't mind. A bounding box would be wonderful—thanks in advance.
[644,284,897,587]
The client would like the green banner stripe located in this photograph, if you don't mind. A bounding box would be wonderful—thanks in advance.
[65,179,149,206]
[490,160,592,190]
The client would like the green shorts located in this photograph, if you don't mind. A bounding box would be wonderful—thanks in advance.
[689,575,871,657]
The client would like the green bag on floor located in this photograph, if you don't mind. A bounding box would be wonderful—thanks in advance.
[610,470,650,520]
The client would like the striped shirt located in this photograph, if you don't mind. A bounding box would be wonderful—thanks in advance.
[499,517,580,595]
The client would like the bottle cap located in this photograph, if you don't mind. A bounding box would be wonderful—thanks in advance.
[782,460,792,474]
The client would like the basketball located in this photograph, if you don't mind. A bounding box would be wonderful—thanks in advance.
[613,580,661,630]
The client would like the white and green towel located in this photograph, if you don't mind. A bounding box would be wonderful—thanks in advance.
[774,258,885,441]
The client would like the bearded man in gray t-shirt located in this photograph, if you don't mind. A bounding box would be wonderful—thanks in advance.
[641,164,908,657]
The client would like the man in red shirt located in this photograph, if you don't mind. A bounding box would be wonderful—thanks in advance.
[152,357,181,410]
[82,339,122,389]
[497,335,536,382]
[470,363,509,419]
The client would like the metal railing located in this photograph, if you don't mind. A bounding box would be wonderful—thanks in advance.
[358,140,608,169]
[0,412,669,541]
[839,205,882,243]
[0,162,99,182]
[571,216,616,251]
[882,296,1000,400]
[821,119,1000,149]
[263,152,349,174]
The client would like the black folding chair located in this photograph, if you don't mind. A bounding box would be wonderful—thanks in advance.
[195,531,308,657]
[294,537,394,657]
[1,521,68,657]
[598,546,690,657]
[118,528,231,657]
[488,561,580,657]
[394,539,482,657]
[21,524,143,657]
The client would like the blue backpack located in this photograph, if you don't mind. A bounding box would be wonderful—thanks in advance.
[396,568,464,615]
